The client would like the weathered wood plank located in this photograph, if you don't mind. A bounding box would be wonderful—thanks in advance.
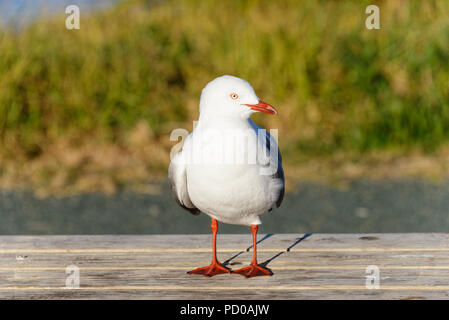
[1,233,448,250]
[0,233,448,299]
[3,252,449,270]
[2,269,449,287]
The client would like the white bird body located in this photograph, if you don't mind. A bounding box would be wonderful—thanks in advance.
[169,75,284,227]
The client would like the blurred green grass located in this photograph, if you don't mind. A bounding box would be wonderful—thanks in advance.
[1,0,449,192]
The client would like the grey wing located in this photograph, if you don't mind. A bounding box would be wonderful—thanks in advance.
[250,119,285,208]
[168,151,200,215]
[274,154,285,208]
[268,133,284,208]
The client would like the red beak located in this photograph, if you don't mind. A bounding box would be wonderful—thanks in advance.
[245,100,277,115]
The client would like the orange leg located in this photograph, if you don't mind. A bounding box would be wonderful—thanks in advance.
[232,225,272,278]
[187,218,230,277]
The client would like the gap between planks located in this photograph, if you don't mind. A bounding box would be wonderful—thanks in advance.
[1,247,449,253]
[1,285,449,291]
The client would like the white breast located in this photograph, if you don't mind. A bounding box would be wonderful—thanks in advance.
[183,122,283,226]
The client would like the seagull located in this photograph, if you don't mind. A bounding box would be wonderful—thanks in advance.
[168,75,284,278]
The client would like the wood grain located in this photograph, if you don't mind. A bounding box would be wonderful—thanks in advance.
[0,233,448,299]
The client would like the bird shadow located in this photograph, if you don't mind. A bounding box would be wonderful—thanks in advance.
[222,233,274,267]
[259,233,312,271]
[222,233,313,276]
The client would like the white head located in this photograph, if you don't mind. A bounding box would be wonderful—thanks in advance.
[198,75,277,121]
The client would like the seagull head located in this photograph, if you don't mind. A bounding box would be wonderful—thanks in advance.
[199,75,277,121]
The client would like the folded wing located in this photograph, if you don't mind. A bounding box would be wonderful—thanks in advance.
[250,119,285,208]
[168,151,201,215]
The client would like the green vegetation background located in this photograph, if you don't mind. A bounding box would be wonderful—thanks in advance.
[0,0,448,193]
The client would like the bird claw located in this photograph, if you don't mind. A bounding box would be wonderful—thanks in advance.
[232,263,272,278]
[187,261,231,277]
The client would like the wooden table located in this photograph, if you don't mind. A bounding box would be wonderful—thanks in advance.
[0,233,449,299]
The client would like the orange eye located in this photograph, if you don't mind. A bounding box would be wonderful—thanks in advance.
[230,93,239,100]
